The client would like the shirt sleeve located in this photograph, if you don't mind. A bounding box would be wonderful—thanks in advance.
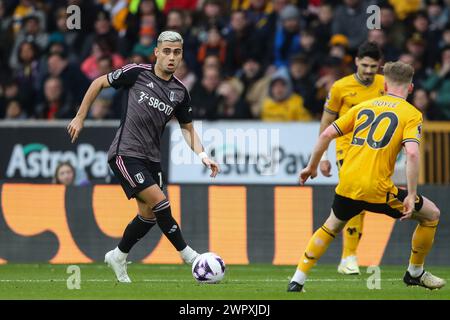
[107,64,143,89]
[402,113,423,145]
[332,106,359,136]
[174,89,193,124]
[324,83,342,116]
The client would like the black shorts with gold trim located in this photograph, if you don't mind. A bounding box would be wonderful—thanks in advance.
[332,188,424,221]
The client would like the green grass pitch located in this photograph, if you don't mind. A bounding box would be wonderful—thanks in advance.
[0,264,449,300]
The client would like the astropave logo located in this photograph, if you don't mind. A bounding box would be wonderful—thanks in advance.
[205,145,310,176]
[138,91,174,115]
[6,143,109,178]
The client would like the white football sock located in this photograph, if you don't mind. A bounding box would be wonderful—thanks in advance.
[291,269,307,285]
[113,247,128,261]
[179,246,199,263]
[407,264,424,278]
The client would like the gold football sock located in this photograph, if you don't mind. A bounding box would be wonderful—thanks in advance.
[409,219,439,266]
[297,225,336,274]
[342,212,365,259]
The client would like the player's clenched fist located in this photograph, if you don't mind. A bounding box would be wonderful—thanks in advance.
[299,166,317,185]
[319,160,332,177]
[400,194,416,221]
[67,116,84,143]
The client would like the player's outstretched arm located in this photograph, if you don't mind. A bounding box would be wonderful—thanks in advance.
[300,125,339,185]
[318,109,338,177]
[179,122,221,178]
[67,75,110,143]
[401,142,420,220]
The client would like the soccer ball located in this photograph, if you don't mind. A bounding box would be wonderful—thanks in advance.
[192,252,225,284]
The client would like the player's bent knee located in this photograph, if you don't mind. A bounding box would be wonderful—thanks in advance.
[426,201,440,221]
[152,199,171,217]
[140,206,155,219]
[432,206,440,221]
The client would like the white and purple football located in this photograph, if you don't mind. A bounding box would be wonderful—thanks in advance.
[192,252,226,284]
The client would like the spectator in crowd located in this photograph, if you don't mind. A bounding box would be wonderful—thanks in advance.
[398,52,428,85]
[53,161,76,185]
[165,9,199,72]
[426,0,448,31]
[196,0,227,38]
[49,7,82,62]
[328,34,354,76]
[1,0,450,123]
[190,67,222,119]
[288,54,320,118]
[331,0,373,52]
[439,23,450,49]
[45,32,77,64]
[261,68,312,121]
[125,0,164,56]
[53,161,90,186]
[89,96,114,120]
[411,88,440,121]
[163,0,199,14]
[131,26,157,62]
[367,29,400,62]
[272,4,302,68]
[43,52,90,106]
[36,76,73,119]
[404,33,428,69]
[80,10,119,61]
[241,0,273,29]
[13,40,40,116]
[197,25,227,67]
[298,28,322,73]
[96,55,117,112]
[81,37,125,80]
[11,0,46,35]
[224,10,259,76]
[0,0,13,78]
[244,0,289,68]
[128,49,150,64]
[388,0,421,20]
[422,45,450,120]
[408,11,440,68]
[0,79,29,118]
[216,78,253,119]
[314,56,343,107]
[235,55,272,118]
[379,1,407,51]
[9,14,48,70]
[97,55,114,76]
[174,59,197,91]
[310,3,333,53]
[4,99,27,120]
[125,0,164,44]
[202,54,222,72]
[102,0,129,35]
[263,0,290,37]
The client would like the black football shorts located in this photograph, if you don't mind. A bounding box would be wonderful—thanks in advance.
[332,187,424,221]
[108,155,164,199]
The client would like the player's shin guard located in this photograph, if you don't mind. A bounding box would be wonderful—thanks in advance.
[409,219,439,267]
[118,215,157,253]
[297,225,336,275]
[153,199,187,251]
[342,212,365,259]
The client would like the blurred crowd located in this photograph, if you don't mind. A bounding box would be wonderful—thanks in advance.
[1,0,450,122]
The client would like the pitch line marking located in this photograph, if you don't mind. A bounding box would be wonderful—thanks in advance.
[0,278,405,283]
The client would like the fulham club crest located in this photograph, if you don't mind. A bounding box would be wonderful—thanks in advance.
[170,91,175,101]
[134,172,145,184]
